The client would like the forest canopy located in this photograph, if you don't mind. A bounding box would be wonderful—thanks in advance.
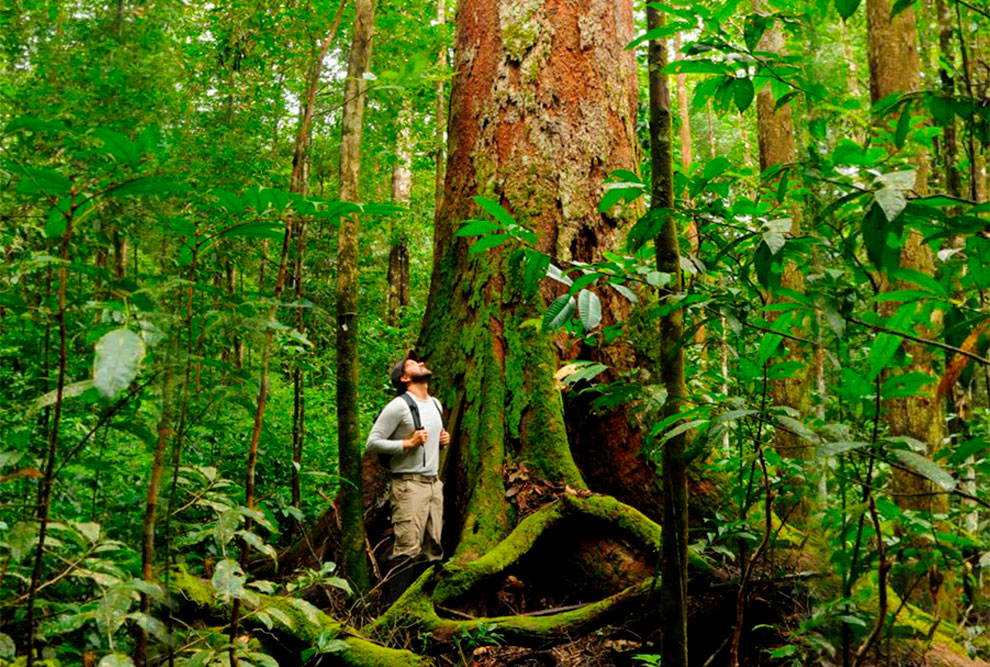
[1,0,989,666]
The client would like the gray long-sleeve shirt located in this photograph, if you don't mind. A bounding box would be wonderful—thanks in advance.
[365,393,443,475]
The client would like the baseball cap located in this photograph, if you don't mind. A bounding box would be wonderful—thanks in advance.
[390,349,419,392]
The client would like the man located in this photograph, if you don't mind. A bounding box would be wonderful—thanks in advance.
[365,350,450,601]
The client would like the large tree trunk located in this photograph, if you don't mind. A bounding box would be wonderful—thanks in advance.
[866,0,944,515]
[337,0,375,593]
[419,0,645,561]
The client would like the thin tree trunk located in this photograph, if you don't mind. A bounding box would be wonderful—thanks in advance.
[387,99,413,326]
[755,19,813,520]
[229,218,294,664]
[649,10,688,667]
[25,200,74,667]
[286,0,347,542]
[336,0,375,594]
[135,353,174,667]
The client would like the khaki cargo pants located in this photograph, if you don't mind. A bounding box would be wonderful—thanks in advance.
[390,474,443,561]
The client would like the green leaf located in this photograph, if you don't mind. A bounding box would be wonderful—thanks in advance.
[743,14,769,51]
[473,196,516,227]
[0,633,14,660]
[544,294,576,331]
[220,222,286,241]
[834,0,861,19]
[212,559,247,601]
[98,654,136,667]
[758,332,784,366]
[874,187,907,222]
[703,157,731,180]
[891,450,955,490]
[568,272,603,294]
[468,234,510,255]
[4,116,68,134]
[577,290,602,330]
[212,188,243,214]
[818,440,870,457]
[523,251,551,296]
[94,128,141,168]
[774,91,799,112]
[14,166,72,197]
[895,102,912,148]
[238,530,278,564]
[93,329,146,399]
[109,177,185,197]
[96,584,133,639]
[456,220,502,237]
[667,60,734,75]
[890,0,914,16]
[869,332,902,379]
[733,78,755,112]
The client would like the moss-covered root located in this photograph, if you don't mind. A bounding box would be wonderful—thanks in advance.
[171,569,432,666]
[367,494,710,643]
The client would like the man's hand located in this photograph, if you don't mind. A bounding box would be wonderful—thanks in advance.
[439,429,451,448]
[402,429,428,451]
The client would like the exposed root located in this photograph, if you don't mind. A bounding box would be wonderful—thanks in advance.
[365,494,709,648]
[169,568,431,666]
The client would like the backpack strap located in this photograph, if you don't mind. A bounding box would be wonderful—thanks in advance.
[431,397,444,428]
[399,393,422,430]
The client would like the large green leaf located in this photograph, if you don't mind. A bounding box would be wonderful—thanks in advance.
[733,77,755,112]
[212,558,247,601]
[455,220,502,237]
[834,0,861,19]
[468,234,509,255]
[577,289,602,330]
[94,128,141,168]
[891,449,955,490]
[93,329,146,398]
[98,654,135,667]
[543,294,576,331]
[473,196,516,227]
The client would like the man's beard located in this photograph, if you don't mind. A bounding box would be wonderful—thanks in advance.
[409,369,433,384]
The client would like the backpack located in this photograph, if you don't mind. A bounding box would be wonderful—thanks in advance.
[377,394,444,469]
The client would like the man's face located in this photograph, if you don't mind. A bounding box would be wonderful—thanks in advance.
[402,359,432,384]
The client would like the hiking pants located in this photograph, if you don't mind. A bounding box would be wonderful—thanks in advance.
[390,474,443,561]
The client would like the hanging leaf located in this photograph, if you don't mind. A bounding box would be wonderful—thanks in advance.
[818,441,870,457]
[94,128,141,168]
[95,584,133,639]
[472,196,516,227]
[733,77,755,112]
[93,329,146,399]
[834,0,861,19]
[894,102,912,148]
[891,449,955,490]
[98,655,136,667]
[13,166,72,197]
[543,294,576,331]
[577,289,602,330]
[468,234,509,255]
[743,14,769,51]
[456,220,502,237]
[220,221,286,240]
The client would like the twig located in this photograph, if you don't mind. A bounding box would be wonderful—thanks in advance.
[851,495,889,667]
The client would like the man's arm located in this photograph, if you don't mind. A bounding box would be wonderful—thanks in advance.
[365,400,406,455]
[365,399,427,454]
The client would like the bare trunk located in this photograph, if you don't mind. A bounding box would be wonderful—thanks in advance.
[387,99,413,326]
[649,11,688,667]
[336,0,375,593]
[434,0,448,213]
[26,201,73,667]
[755,21,813,518]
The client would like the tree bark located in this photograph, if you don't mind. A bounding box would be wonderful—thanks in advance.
[648,10,689,667]
[866,0,944,515]
[755,19,813,519]
[336,0,375,594]
[420,0,643,560]
[434,0,447,213]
